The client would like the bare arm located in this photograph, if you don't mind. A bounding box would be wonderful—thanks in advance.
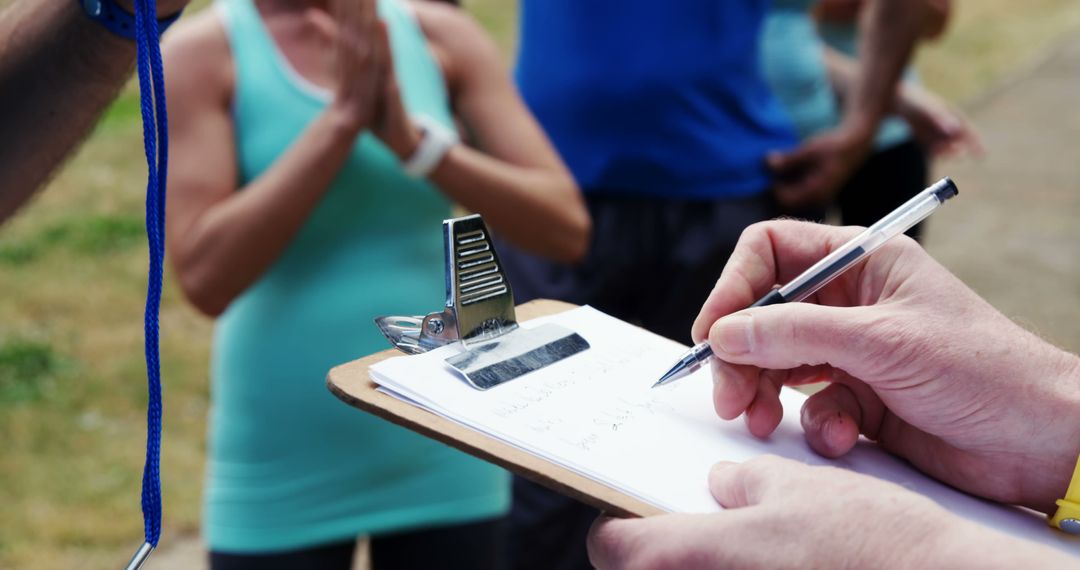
[841,0,926,142]
[824,46,983,159]
[0,0,187,222]
[816,0,950,40]
[165,2,380,317]
[768,0,924,206]
[396,3,590,264]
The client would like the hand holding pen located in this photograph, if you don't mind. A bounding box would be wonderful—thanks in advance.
[666,183,1080,514]
[592,178,1080,568]
[655,177,958,387]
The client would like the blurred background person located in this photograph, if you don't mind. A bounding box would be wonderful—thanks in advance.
[493,1,924,569]
[763,0,983,238]
[162,0,587,567]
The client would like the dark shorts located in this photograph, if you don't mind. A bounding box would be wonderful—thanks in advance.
[209,517,507,570]
[495,190,778,570]
[497,191,779,345]
[839,140,930,240]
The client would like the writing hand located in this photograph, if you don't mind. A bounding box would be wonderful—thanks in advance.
[692,220,1080,512]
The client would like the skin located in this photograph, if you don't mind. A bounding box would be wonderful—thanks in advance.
[0,0,189,223]
[893,80,985,159]
[588,221,1080,568]
[817,0,952,40]
[817,0,980,159]
[767,0,926,208]
[588,457,1078,569]
[163,0,589,317]
[823,48,984,159]
[692,221,1080,512]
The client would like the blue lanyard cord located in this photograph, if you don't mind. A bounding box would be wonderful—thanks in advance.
[127,0,168,565]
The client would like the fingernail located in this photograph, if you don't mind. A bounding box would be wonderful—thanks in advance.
[821,415,838,446]
[826,413,848,443]
[711,314,753,355]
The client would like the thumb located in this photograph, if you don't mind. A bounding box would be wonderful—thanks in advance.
[708,456,805,509]
[708,303,883,377]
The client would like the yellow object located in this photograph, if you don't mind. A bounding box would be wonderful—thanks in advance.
[1050,454,1080,534]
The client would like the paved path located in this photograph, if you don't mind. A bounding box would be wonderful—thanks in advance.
[146,32,1080,570]
[924,34,1080,355]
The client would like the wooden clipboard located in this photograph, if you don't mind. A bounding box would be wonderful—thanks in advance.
[326,299,664,518]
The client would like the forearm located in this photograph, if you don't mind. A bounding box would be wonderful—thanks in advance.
[0,0,136,222]
[822,47,858,101]
[427,145,589,264]
[842,0,924,140]
[933,516,1078,568]
[826,47,915,117]
[922,0,951,40]
[957,309,1080,513]
[1013,346,1080,513]
[174,110,360,315]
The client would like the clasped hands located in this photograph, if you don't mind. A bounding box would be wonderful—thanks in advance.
[325,0,423,160]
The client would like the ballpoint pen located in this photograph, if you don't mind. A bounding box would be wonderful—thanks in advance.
[653,176,959,388]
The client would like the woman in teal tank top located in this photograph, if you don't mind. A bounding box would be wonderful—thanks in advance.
[161,0,589,566]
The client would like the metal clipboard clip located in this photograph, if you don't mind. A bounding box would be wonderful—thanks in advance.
[374,214,590,390]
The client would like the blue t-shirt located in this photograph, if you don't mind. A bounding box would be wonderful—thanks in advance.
[516,1,798,199]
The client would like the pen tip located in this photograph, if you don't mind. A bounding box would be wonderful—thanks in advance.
[652,367,680,388]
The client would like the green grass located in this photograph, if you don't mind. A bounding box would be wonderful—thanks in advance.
[0,213,144,265]
[1,1,1079,568]
[95,91,145,133]
[0,337,66,405]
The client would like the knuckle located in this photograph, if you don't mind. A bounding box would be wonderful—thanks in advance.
[888,233,922,257]
[747,454,787,473]
[742,220,774,240]
[736,456,776,491]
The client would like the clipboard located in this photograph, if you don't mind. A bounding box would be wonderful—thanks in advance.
[326,298,664,518]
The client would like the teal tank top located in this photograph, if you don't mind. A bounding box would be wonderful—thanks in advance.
[761,0,914,150]
[206,0,508,553]
[760,0,839,140]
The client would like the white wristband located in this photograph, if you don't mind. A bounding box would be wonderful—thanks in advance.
[402,114,459,179]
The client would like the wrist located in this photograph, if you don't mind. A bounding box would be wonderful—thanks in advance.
[324,102,369,140]
[320,105,368,146]
[934,516,1064,567]
[836,113,878,151]
[386,122,423,161]
[398,115,459,178]
[1015,350,1080,512]
[114,0,186,19]
[80,0,184,41]
[893,83,915,118]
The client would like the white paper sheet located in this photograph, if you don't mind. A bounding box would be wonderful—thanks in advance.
[371,306,1080,557]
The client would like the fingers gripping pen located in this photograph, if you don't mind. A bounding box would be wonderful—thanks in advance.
[653,177,959,388]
